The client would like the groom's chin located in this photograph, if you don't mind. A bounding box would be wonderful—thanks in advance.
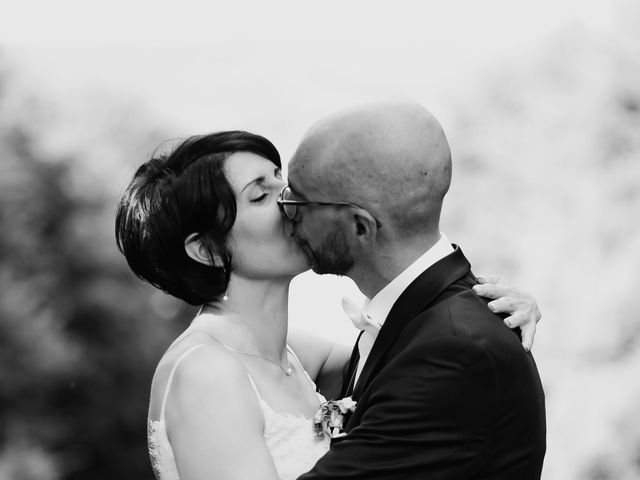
[310,264,332,276]
[310,256,353,277]
[308,255,332,276]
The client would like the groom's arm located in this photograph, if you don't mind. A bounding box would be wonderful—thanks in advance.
[298,337,498,480]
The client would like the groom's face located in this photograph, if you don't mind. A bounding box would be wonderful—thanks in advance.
[296,219,354,275]
[283,180,355,276]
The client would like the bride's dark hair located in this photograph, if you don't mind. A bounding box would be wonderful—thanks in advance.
[115,130,281,305]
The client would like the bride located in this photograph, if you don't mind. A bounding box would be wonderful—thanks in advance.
[115,130,541,480]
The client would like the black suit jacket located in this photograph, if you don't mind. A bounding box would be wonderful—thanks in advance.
[299,246,546,479]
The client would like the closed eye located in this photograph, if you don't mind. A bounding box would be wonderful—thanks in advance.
[250,192,269,203]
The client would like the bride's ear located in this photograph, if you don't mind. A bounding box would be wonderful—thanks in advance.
[184,233,224,267]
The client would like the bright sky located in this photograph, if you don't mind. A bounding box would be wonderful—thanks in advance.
[1,0,612,47]
[2,0,615,153]
[0,0,617,343]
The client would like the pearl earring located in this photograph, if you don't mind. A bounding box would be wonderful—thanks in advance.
[222,290,229,302]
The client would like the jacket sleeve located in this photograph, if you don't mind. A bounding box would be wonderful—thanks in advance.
[298,337,498,480]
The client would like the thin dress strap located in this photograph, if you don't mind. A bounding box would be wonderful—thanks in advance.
[175,330,266,403]
[286,344,301,366]
[159,344,205,422]
[286,345,319,392]
[171,330,315,401]
[245,373,262,400]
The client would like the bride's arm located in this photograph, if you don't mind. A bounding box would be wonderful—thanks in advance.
[288,328,351,399]
[472,274,542,352]
[165,347,280,480]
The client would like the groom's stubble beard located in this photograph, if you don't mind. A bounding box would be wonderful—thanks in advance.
[304,227,354,276]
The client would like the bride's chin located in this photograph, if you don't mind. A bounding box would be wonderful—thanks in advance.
[289,254,311,276]
[289,244,311,266]
[292,265,311,277]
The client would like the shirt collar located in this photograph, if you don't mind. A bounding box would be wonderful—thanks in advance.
[362,233,454,327]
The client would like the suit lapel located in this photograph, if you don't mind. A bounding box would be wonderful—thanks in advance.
[352,246,471,400]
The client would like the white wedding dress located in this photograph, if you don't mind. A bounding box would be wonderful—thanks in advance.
[147,344,330,480]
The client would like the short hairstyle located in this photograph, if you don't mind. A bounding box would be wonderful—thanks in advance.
[115,130,281,305]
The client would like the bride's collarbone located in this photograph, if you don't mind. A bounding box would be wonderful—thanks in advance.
[246,365,320,416]
[153,340,319,419]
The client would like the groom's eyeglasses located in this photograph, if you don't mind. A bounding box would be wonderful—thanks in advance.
[277,185,381,227]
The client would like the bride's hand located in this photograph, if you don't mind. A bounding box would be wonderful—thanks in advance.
[472,275,541,352]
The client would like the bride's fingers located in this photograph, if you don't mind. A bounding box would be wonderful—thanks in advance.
[503,307,540,351]
[520,322,537,352]
[492,298,541,325]
[475,274,503,285]
[473,282,511,300]
[502,311,528,329]
[474,275,540,351]
[486,296,516,313]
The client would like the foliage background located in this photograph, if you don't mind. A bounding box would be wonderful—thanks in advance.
[0,1,638,479]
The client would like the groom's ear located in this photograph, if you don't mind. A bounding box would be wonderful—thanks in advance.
[352,210,379,245]
[184,233,224,267]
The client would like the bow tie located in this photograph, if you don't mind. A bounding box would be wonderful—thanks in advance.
[341,297,381,333]
[342,297,381,387]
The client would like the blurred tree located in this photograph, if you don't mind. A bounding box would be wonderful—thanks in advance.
[0,60,193,479]
[442,2,640,478]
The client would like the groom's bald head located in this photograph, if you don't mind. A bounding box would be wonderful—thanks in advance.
[288,100,452,238]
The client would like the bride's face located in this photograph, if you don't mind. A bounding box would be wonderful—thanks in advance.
[224,152,309,279]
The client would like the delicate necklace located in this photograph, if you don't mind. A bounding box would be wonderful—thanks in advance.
[192,329,293,376]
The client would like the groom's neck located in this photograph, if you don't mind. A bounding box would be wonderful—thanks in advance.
[350,233,440,299]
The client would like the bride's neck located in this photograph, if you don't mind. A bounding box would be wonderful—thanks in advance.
[194,275,291,361]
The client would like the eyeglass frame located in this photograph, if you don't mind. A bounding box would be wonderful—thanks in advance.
[277,185,382,228]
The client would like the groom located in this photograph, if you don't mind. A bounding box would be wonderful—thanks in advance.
[280,101,546,479]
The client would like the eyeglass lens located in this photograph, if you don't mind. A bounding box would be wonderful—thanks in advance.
[280,187,298,220]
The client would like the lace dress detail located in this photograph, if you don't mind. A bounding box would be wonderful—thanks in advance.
[147,344,329,480]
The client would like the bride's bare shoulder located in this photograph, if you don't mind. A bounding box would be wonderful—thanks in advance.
[148,336,257,422]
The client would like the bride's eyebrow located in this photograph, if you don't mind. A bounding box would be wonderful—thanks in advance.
[240,168,281,194]
[240,176,266,194]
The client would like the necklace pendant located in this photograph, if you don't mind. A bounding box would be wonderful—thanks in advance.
[285,366,293,376]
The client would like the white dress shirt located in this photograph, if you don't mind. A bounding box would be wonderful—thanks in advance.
[353,233,454,384]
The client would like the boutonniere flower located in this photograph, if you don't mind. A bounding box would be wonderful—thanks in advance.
[313,397,357,439]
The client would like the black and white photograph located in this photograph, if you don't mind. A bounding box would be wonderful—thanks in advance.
[1,1,638,479]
